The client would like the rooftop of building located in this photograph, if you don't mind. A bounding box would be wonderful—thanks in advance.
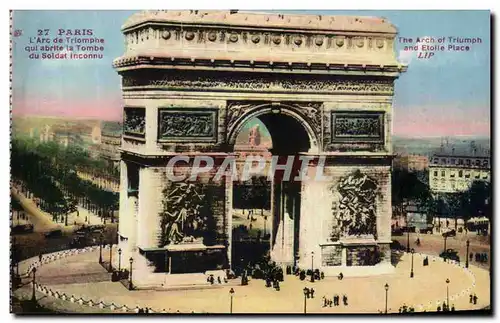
[123,10,397,34]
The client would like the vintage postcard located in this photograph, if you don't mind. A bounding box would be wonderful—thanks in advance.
[10,9,491,314]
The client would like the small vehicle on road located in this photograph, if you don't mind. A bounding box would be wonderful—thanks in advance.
[442,229,456,237]
[391,228,403,236]
[44,229,62,239]
[11,224,34,234]
[421,224,434,234]
[440,248,460,262]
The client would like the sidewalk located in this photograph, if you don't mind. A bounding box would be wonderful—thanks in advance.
[11,187,60,233]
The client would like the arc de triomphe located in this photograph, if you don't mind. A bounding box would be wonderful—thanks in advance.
[113,10,407,288]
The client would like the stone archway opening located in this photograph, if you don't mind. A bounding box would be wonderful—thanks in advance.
[231,107,314,273]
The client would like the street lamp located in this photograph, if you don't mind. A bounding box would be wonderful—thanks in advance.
[405,203,410,252]
[229,288,235,314]
[446,278,450,307]
[128,257,134,290]
[384,283,389,314]
[310,252,315,282]
[98,233,103,264]
[410,248,415,278]
[466,240,470,268]
[108,243,113,272]
[264,216,268,236]
[31,267,37,303]
[118,248,122,272]
[303,287,308,314]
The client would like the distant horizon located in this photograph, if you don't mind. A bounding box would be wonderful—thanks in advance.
[12,114,491,141]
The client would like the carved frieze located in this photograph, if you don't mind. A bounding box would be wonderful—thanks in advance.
[123,73,394,95]
[123,107,145,137]
[123,24,392,55]
[331,112,384,143]
[158,108,218,142]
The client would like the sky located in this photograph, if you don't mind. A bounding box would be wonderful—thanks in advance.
[11,10,490,138]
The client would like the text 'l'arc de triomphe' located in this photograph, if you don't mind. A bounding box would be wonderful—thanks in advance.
[113,10,407,288]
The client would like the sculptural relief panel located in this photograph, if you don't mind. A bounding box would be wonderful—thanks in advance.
[157,108,218,142]
[123,107,146,138]
[159,181,221,246]
[331,112,384,143]
[329,169,380,241]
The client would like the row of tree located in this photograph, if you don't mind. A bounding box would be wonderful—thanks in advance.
[11,138,119,223]
[392,168,491,228]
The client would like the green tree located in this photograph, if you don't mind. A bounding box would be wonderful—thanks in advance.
[392,168,432,221]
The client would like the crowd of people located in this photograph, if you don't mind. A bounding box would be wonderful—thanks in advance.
[206,274,228,285]
[472,252,489,264]
[437,303,455,312]
[322,294,348,307]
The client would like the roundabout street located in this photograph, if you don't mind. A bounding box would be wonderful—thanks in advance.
[13,248,490,314]
[392,232,491,270]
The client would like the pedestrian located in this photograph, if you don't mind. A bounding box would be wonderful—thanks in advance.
[437,306,441,312]
[329,299,332,307]
[470,294,473,303]
[343,295,348,306]
[217,276,222,284]
[334,294,339,306]
[224,277,228,284]
[451,305,455,311]
[322,296,327,307]
[310,288,315,298]
[305,288,310,299]
[473,294,478,305]
[39,254,42,262]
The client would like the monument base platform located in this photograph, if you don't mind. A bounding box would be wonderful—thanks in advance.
[132,270,229,291]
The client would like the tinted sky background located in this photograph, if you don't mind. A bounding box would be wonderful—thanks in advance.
[12,10,490,138]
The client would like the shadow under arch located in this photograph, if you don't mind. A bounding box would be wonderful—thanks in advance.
[227,103,320,154]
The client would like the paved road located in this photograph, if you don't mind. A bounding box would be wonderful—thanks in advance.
[392,232,490,270]
[17,249,490,314]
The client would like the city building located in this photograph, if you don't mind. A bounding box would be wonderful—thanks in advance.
[100,131,121,170]
[39,124,54,143]
[91,123,102,144]
[429,147,490,194]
